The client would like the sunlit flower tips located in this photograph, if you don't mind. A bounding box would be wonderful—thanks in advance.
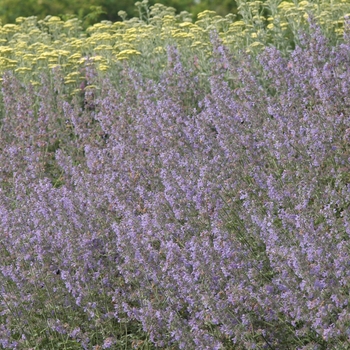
[179,22,192,28]
[63,20,77,29]
[231,21,245,29]
[94,45,113,52]
[190,41,204,48]
[48,64,61,69]
[70,88,82,95]
[335,28,344,36]
[29,79,40,86]
[14,67,31,73]
[278,1,295,10]
[0,46,13,54]
[116,49,141,60]
[84,85,98,90]
[171,32,194,39]
[246,41,264,53]
[97,64,109,71]
[0,58,17,67]
[56,50,70,57]
[90,55,105,62]
[68,53,82,61]
[23,54,36,61]
[153,46,165,54]
[15,17,26,24]
[298,1,309,7]
[112,22,126,29]
[197,10,217,19]
[3,24,20,30]
[48,16,63,23]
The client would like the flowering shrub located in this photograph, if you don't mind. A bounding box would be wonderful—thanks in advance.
[0,8,350,350]
[0,0,349,90]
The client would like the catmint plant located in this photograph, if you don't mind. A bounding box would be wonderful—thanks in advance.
[0,16,350,350]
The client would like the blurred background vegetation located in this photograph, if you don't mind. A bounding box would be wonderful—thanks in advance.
[0,0,238,26]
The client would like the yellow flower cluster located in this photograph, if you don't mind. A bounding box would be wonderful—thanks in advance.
[0,0,348,86]
[226,0,350,53]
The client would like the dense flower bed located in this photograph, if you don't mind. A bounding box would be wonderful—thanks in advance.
[0,0,348,88]
[0,2,350,349]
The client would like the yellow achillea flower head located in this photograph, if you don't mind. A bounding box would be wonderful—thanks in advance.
[116,49,141,60]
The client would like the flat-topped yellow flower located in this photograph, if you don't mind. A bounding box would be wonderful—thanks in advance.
[63,19,81,28]
[66,71,81,78]
[179,22,192,28]
[253,40,264,46]
[40,52,59,58]
[0,57,17,68]
[84,84,99,90]
[28,28,41,37]
[85,37,97,46]
[278,2,295,10]
[29,42,50,51]
[125,28,138,34]
[13,41,29,51]
[15,17,27,24]
[335,28,344,36]
[91,33,113,41]
[190,41,207,48]
[112,22,126,29]
[3,24,20,31]
[68,53,82,60]
[64,71,83,84]
[48,63,61,69]
[188,24,205,34]
[23,53,36,60]
[172,32,194,39]
[0,46,13,54]
[56,50,70,57]
[29,80,40,86]
[114,42,134,50]
[231,21,245,28]
[197,10,217,19]
[90,55,105,62]
[86,23,113,35]
[116,49,141,60]
[47,16,62,23]
[66,38,83,48]
[15,67,32,73]
[94,45,113,52]
[171,29,181,36]
[162,15,176,26]
[153,46,165,54]
[98,64,109,71]
[123,34,137,42]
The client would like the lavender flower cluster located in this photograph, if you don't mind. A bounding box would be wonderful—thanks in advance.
[0,22,350,349]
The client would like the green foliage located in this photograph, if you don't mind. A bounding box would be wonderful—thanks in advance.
[0,0,136,25]
[0,0,238,25]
